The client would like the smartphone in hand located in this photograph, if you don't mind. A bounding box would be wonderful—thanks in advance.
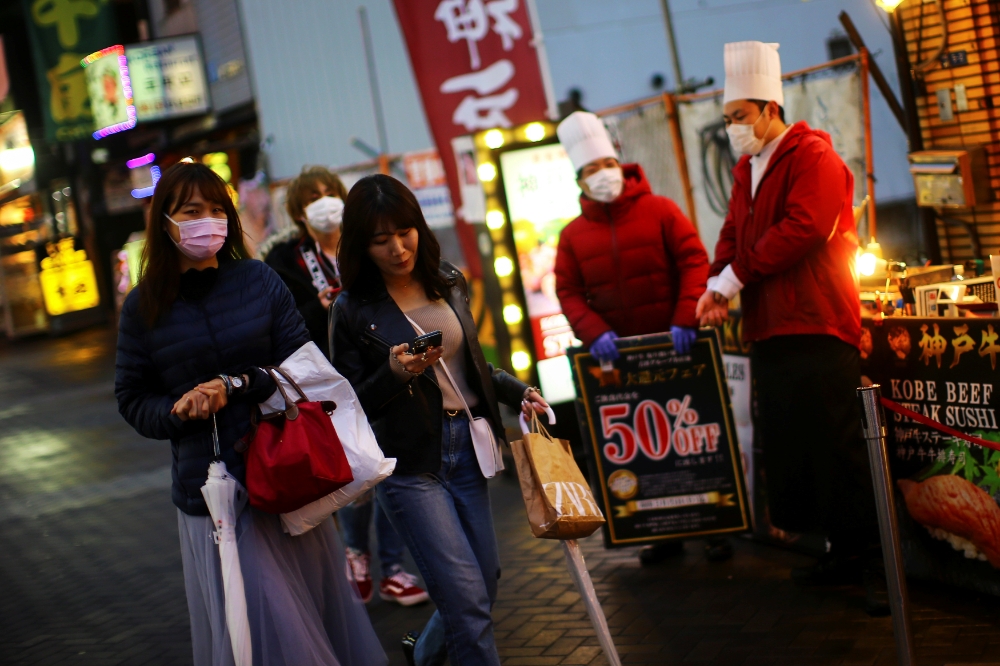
[410,330,443,354]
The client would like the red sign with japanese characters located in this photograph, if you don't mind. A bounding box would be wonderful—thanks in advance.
[391,0,551,273]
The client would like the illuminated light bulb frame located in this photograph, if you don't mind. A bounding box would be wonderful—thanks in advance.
[494,255,514,277]
[484,129,505,149]
[485,209,506,230]
[473,119,559,380]
[525,122,546,142]
[82,45,137,140]
[503,303,523,324]
[477,162,497,182]
[511,350,532,372]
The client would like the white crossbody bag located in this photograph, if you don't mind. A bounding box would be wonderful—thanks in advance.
[405,315,504,478]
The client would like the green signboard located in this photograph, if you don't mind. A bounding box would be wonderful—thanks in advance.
[22,0,118,142]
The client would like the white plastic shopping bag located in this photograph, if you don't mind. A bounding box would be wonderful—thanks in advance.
[259,342,396,535]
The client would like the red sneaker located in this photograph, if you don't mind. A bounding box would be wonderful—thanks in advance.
[345,548,373,603]
[379,570,430,606]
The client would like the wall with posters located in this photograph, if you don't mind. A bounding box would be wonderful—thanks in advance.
[862,317,1000,596]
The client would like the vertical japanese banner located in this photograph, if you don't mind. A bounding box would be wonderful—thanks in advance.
[21,0,118,142]
[391,0,552,277]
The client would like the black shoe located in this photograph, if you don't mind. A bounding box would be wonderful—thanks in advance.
[639,541,684,565]
[863,565,891,617]
[791,554,863,585]
[401,631,419,666]
[704,537,733,562]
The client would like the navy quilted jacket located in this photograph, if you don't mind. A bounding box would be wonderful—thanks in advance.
[115,259,310,515]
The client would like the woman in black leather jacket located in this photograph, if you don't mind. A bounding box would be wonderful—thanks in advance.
[330,175,548,666]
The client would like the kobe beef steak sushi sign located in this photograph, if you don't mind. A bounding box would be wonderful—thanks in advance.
[570,330,751,548]
[862,317,1000,595]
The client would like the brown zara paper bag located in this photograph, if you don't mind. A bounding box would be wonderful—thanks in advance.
[511,412,606,540]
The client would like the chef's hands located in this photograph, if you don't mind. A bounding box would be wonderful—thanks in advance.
[172,379,228,421]
[521,389,549,419]
[590,331,619,362]
[696,290,729,328]
[670,326,697,354]
[391,343,443,376]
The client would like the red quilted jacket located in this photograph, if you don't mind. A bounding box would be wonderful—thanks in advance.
[555,164,709,347]
[709,122,861,349]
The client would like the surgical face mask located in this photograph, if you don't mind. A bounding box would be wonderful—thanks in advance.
[726,108,772,156]
[583,167,624,203]
[165,213,228,261]
[304,196,344,233]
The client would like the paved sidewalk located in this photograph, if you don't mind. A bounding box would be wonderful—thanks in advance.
[4,327,1000,665]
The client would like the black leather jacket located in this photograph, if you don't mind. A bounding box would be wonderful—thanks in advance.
[329,261,527,475]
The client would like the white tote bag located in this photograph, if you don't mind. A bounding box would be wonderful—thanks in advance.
[259,342,396,536]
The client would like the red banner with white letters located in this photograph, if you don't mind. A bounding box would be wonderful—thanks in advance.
[391,0,551,276]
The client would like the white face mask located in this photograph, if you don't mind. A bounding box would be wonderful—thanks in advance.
[304,196,344,233]
[726,107,772,156]
[165,214,228,261]
[583,167,624,203]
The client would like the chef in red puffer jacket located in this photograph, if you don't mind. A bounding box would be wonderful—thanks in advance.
[696,42,881,612]
[554,111,709,360]
[554,112,732,565]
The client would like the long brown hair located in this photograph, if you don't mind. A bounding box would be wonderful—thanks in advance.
[137,162,249,327]
[338,174,448,301]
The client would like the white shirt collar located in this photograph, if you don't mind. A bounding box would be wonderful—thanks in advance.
[750,125,791,197]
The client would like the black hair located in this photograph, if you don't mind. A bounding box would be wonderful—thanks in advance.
[338,174,449,301]
[749,99,786,123]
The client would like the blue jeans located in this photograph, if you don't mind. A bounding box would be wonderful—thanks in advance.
[338,489,405,571]
[377,413,501,666]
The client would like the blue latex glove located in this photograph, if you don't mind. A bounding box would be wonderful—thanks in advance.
[671,326,697,355]
[590,331,619,362]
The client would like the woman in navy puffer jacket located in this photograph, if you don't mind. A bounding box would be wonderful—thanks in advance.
[115,162,385,666]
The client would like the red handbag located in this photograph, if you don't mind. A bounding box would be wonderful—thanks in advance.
[242,366,353,514]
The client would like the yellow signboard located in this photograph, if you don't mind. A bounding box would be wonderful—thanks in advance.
[39,238,100,315]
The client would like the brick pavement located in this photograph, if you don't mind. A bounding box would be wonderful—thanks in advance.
[4,327,1000,665]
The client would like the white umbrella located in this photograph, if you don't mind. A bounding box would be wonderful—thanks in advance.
[201,414,252,666]
[519,410,622,666]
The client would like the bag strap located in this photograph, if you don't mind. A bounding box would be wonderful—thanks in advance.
[529,409,554,441]
[262,366,308,420]
[404,314,475,423]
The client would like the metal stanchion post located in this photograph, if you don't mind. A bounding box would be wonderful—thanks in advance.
[857,384,915,666]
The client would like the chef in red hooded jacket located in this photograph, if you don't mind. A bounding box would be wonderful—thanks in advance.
[554,112,732,565]
[697,42,882,611]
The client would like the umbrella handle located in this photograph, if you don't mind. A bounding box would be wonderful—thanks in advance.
[212,413,221,459]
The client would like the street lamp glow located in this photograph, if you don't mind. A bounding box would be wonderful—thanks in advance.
[503,304,523,324]
[477,162,497,182]
[494,255,514,277]
[484,129,505,149]
[525,123,546,142]
[511,350,532,371]
[486,209,505,229]
[875,0,904,11]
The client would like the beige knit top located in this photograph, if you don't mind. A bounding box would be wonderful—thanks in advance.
[395,300,480,411]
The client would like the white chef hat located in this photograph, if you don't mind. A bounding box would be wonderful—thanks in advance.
[723,41,784,107]
[557,111,617,172]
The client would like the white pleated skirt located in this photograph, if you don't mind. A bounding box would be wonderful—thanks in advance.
[178,506,387,666]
